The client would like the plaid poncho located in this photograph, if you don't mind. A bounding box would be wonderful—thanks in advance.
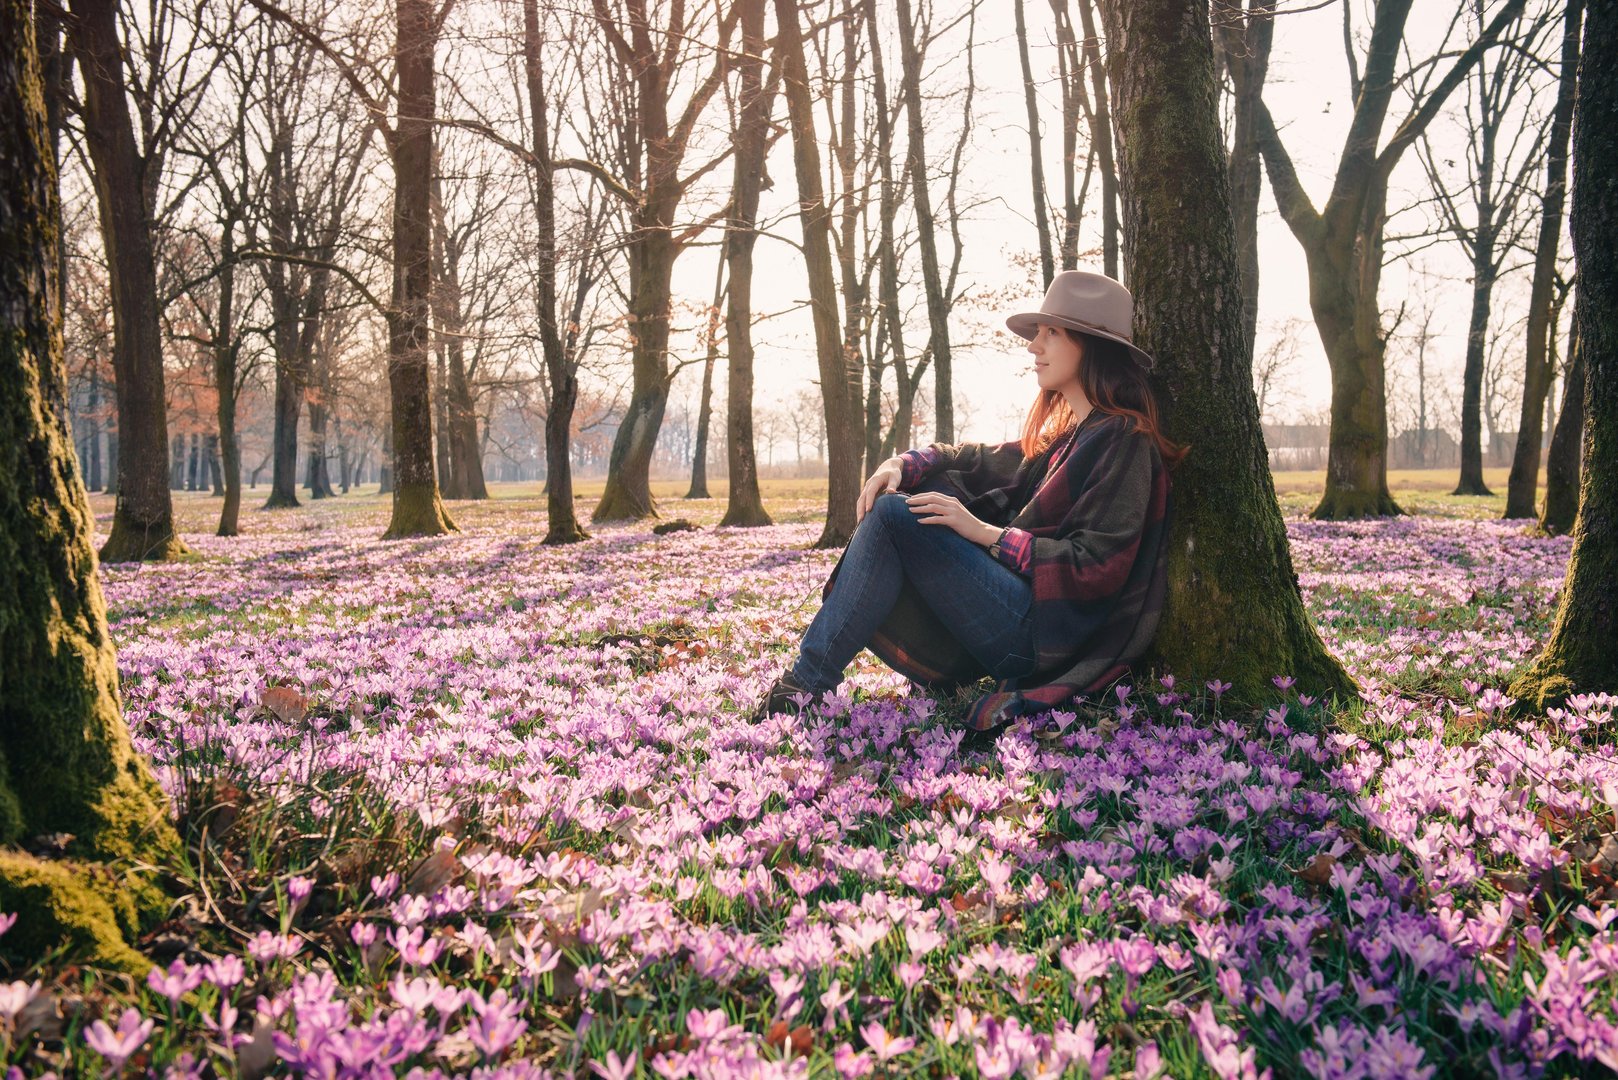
[823,410,1173,730]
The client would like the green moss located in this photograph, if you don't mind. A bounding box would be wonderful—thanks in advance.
[382,482,459,539]
[0,849,156,975]
[97,515,190,563]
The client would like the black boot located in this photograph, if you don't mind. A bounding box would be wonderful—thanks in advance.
[750,671,828,721]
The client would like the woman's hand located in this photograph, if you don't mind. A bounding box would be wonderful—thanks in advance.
[903,491,1000,546]
[856,459,904,523]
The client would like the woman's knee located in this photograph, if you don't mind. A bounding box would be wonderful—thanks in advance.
[871,491,918,530]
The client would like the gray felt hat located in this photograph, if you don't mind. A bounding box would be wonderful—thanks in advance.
[1005,269,1154,369]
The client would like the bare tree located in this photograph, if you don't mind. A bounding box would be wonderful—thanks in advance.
[1254,0,1528,518]
[65,0,189,560]
[1417,0,1555,496]
[719,0,776,528]
[587,0,739,523]
[1506,0,1583,517]
[1014,0,1055,288]
[894,0,958,443]
[776,0,861,546]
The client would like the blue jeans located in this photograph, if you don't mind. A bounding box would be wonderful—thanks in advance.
[792,482,1037,692]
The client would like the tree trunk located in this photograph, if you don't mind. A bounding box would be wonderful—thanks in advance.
[1015,0,1055,288]
[1213,0,1276,362]
[378,423,394,494]
[264,348,302,507]
[776,0,859,547]
[1512,0,1618,707]
[67,0,186,562]
[169,434,184,489]
[382,0,456,539]
[433,348,453,496]
[894,0,954,444]
[187,431,201,492]
[206,209,239,539]
[1507,0,1582,519]
[86,366,103,491]
[524,0,587,544]
[1077,0,1119,279]
[1,0,179,971]
[1455,237,1497,494]
[1102,0,1354,704]
[719,0,773,529]
[685,261,723,500]
[1541,314,1584,536]
[306,400,334,498]
[206,434,222,496]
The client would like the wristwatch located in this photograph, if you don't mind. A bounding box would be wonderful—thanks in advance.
[987,527,1009,559]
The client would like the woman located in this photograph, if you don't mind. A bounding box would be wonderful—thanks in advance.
[753,270,1185,733]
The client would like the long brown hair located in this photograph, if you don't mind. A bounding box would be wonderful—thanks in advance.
[1019,329,1188,466]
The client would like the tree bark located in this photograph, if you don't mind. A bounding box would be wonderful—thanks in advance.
[1,0,179,970]
[524,0,588,544]
[894,0,954,443]
[1507,0,1582,518]
[720,0,774,529]
[1455,232,1498,495]
[1102,0,1354,703]
[1077,0,1120,279]
[1015,0,1055,289]
[1512,0,1618,707]
[1212,0,1276,362]
[382,0,456,538]
[686,260,724,500]
[1541,313,1584,536]
[776,0,859,548]
[66,0,186,561]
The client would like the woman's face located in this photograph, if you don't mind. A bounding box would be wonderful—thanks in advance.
[1028,323,1084,395]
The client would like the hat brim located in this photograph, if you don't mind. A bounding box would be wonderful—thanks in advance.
[1006,312,1155,370]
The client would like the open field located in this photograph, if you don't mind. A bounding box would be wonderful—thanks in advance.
[13,487,1612,1077]
[159,466,1542,527]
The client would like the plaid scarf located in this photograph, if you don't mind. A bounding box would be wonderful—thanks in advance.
[824,411,1172,730]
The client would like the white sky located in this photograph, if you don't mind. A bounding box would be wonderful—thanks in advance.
[652,0,1556,448]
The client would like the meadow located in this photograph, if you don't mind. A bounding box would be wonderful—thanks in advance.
[4,474,1613,1078]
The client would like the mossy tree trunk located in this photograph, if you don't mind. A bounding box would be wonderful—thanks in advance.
[1102,0,1355,705]
[66,0,186,562]
[775,0,861,549]
[1506,0,1582,519]
[719,0,773,529]
[1,0,178,971]
[382,0,456,540]
[1541,319,1584,536]
[1511,0,1618,709]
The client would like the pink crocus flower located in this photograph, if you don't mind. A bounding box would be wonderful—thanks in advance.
[861,1020,916,1062]
[84,1007,154,1072]
[589,1048,638,1080]
[146,958,203,1005]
